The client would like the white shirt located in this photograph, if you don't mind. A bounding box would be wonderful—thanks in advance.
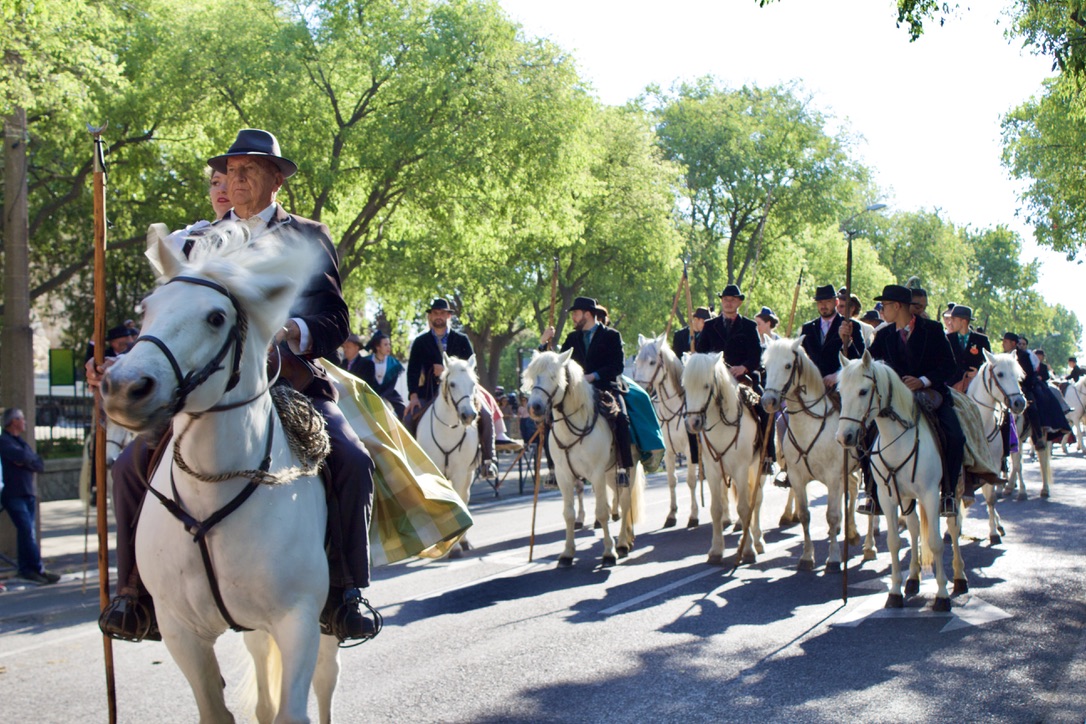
[374,356,388,385]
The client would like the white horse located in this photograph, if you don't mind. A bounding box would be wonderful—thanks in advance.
[761,337,864,570]
[634,334,699,528]
[1062,376,1086,454]
[523,350,645,566]
[101,225,339,723]
[965,350,1027,543]
[417,353,481,557]
[681,353,764,565]
[837,351,964,611]
[1009,407,1055,500]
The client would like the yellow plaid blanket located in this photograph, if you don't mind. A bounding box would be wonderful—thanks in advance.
[324,362,473,565]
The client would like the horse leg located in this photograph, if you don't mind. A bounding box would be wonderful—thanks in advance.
[734,471,756,565]
[882,497,905,608]
[597,477,616,565]
[312,634,340,724]
[449,469,473,557]
[779,489,796,528]
[1077,417,1084,452]
[751,472,766,555]
[1039,443,1053,498]
[793,480,815,571]
[903,508,922,597]
[1011,450,1026,500]
[863,505,879,561]
[721,477,735,529]
[664,448,678,528]
[824,478,843,572]
[158,616,234,723]
[575,479,587,530]
[920,498,951,611]
[615,479,633,557]
[706,473,726,565]
[558,479,577,566]
[982,483,1003,544]
[266,612,321,724]
[243,630,278,724]
[846,471,861,546]
[947,509,968,596]
[685,451,700,528]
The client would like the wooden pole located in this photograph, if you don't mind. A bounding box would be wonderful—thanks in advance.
[785,268,804,338]
[679,263,707,500]
[842,232,854,604]
[88,123,117,723]
[663,261,687,342]
[529,258,561,561]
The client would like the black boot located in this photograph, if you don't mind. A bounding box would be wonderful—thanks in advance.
[320,587,382,647]
[99,591,161,642]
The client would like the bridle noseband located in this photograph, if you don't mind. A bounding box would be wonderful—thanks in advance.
[130,275,247,416]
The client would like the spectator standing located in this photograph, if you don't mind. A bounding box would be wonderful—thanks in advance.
[0,408,59,584]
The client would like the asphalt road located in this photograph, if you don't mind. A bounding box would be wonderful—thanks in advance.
[2,450,1085,723]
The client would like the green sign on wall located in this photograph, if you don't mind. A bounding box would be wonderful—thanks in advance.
[49,348,75,386]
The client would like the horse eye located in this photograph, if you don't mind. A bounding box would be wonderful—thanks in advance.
[785,363,792,369]
[450,382,457,389]
[859,389,868,397]
[997,372,1003,378]
[207,310,226,327]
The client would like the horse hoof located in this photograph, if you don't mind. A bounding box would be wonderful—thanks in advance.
[989,534,1002,545]
[740,551,756,565]
[612,513,620,522]
[778,516,795,528]
[797,559,815,571]
[932,597,952,612]
[460,539,472,551]
[733,522,743,532]
[1040,489,1050,499]
[448,547,463,559]
[720,519,733,531]
[616,546,629,558]
[663,517,677,528]
[557,556,574,567]
[1016,492,1028,502]
[574,521,584,531]
[825,561,841,573]
[686,518,699,529]
[997,524,1006,536]
[593,520,602,530]
[707,554,724,566]
[848,534,861,547]
[863,549,877,561]
[904,579,920,597]
[953,579,968,595]
[885,593,904,609]
[602,555,617,567]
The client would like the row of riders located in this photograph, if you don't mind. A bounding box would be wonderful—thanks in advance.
[81,127,1076,721]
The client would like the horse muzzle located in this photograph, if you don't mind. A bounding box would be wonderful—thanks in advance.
[459,409,478,426]
[836,423,860,449]
[100,365,171,433]
[761,391,780,413]
[1009,395,1027,415]
[685,414,704,434]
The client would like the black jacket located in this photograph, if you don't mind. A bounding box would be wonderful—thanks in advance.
[0,431,45,498]
[407,328,473,401]
[868,316,957,396]
[696,314,762,382]
[799,314,866,379]
[672,326,698,356]
[559,324,626,392]
[946,331,991,386]
[357,355,406,416]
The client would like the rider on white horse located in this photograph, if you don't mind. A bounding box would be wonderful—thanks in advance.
[540,296,634,486]
[92,129,379,645]
[858,284,963,518]
[404,297,497,480]
[945,305,991,394]
[672,306,712,467]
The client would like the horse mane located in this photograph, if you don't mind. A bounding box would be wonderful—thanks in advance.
[657,339,685,389]
[443,356,479,384]
[522,351,595,414]
[764,338,825,398]
[838,356,915,419]
[683,353,739,406]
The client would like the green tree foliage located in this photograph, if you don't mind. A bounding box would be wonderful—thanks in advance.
[646,79,868,306]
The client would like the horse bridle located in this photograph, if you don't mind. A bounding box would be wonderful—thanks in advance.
[130,275,246,416]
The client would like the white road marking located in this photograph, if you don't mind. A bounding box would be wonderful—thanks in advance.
[833,577,1012,632]
[599,568,721,615]
[0,626,101,659]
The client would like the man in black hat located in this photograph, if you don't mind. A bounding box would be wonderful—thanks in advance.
[696,285,761,384]
[672,306,711,356]
[945,305,990,393]
[801,285,865,386]
[340,333,366,376]
[93,128,379,644]
[405,298,497,474]
[540,296,635,486]
[357,330,406,418]
[106,325,138,357]
[861,284,962,517]
[835,287,862,322]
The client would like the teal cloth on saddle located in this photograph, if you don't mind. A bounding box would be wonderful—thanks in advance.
[623,375,665,470]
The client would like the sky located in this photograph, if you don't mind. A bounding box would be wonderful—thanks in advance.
[498,0,1079,349]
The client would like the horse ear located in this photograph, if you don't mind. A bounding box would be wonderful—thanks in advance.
[681,352,690,365]
[656,333,667,347]
[467,353,477,371]
[531,349,540,360]
[982,348,996,365]
[713,352,723,366]
[442,351,452,368]
[558,348,574,365]
[147,223,182,279]
[794,335,805,350]
[638,333,647,346]
[839,351,850,369]
[861,349,873,368]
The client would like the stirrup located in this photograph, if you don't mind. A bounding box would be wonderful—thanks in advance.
[99,594,161,643]
[616,468,630,488]
[321,588,382,648]
[939,495,957,518]
[857,495,881,516]
[772,471,791,489]
[479,459,498,480]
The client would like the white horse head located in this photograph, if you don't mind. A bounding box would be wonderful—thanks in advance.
[102,222,312,432]
[835,349,915,448]
[440,352,480,425]
[972,348,1027,415]
[681,352,738,434]
[522,348,588,422]
[761,335,825,414]
[633,333,682,395]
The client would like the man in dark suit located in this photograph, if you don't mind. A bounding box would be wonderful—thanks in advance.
[696,284,762,386]
[800,284,866,386]
[340,333,366,376]
[862,284,962,517]
[673,306,711,356]
[95,129,378,644]
[945,305,990,392]
[405,298,495,472]
[540,296,635,486]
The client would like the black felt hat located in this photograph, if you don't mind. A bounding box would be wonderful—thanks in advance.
[568,296,599,313]
[873,284,912,305]
[427,298,453,313]
[208,129,298,178]
[950,305,974,321]
[718,284,745,300]
[813,284,837,302]
[693,306,712,321]
[106,325,137,341]
[1003,332,1020,343]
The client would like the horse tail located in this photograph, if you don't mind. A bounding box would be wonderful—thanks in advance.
[78,434,93,512]
[629,462,646,524]
[918,506,935,570]
[238,631,283,720]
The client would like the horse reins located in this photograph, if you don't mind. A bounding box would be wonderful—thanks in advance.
[427,374,479,470]
[764,351,836,480]
[534,367,606,484]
